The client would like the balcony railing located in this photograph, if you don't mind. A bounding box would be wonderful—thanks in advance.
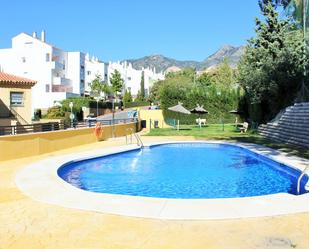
[51,61,65,71]
[0,118,139,136]
[0,122,64,136]
[52,85,73,92]
[52,76,71,85]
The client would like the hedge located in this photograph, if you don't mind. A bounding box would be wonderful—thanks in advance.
[124,101,149,108]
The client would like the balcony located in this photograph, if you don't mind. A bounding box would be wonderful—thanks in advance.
[51,61,65,71]
[52,76,71,85]
[52,85,73,93]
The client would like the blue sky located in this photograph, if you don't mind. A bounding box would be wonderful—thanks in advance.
[0,0,262,61]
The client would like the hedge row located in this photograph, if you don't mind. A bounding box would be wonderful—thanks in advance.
[124,101,149,108]
[163,110,240,125]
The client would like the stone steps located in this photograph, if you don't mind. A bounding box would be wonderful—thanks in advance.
[258,102,309,148]
[258,129,309,147]
[258,126,309,144]
[258,124,309,138]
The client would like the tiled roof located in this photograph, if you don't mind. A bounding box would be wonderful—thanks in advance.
[0,72,36,86]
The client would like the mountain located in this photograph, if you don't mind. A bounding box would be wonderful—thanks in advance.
[200,45,245,69]
[124,45,245,73]
[125,54,200,73]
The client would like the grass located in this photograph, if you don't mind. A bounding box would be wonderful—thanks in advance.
[145,124,309,160]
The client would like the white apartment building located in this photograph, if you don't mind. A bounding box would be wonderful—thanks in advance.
[0,31,164,116]
[107,61,164,97]
[0,31,106,114]
[84,54,107,95]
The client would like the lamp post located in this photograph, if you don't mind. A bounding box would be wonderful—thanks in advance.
[112,95,115,138]
[95,96,100,117]
[69,102,74,128]
[217,91,224,131]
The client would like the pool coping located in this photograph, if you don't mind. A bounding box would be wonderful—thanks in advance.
[15,140,309,220]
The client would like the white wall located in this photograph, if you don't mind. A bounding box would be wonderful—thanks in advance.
[0,32,96,114]
[84,55,106,94]
[0,33,55,111]
[107,61,164,96]
[0,31,165,116]
[67,52,84,95]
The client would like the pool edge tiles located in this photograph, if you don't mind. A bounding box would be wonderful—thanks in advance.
[15,141,309,220]
[57,142,307,198]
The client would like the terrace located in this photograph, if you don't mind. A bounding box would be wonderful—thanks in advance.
[1,134,309,248]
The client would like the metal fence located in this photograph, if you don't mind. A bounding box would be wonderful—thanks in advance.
[0,122,64,136]
[0,118,139,136]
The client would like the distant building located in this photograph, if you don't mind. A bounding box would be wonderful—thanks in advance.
[0,31,105,114]
[107,61,164,97]
[84,54,107,95]
[0,31,164,117]
[0,72,36,125]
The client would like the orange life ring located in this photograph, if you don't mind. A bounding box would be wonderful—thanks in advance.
[94,122,103,139]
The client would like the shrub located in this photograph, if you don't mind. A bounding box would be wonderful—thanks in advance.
[124,101,149,108]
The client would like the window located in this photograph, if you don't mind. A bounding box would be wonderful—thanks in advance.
[10,92,24,106]
[46,53,50,62]
[21,57,26,63]
[128,77,131,80]
[46,84,50,92]
[87,71,91,75]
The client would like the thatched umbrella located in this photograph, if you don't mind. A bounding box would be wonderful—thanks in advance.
[168,102,191,130]
[229,110,243,124]
[191,104,209,128]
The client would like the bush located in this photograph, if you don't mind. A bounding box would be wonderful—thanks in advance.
[160,83,241,124]
[46,106,65,119]
[150,66,243,124]
[124,101,149,108]
[33,109,42,120]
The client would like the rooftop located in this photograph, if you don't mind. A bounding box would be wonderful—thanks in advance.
[0,72,36,87]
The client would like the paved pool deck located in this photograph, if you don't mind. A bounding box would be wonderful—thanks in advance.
[1,136,309,249]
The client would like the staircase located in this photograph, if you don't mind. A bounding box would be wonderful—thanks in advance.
[9,108,28,125]
[258,102,309,148]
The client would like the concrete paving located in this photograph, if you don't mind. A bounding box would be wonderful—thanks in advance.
[2,136,309,249]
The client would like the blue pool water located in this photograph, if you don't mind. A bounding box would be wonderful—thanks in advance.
[58,143,308,199]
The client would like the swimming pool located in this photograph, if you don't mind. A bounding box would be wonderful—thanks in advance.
[58,143,308,199]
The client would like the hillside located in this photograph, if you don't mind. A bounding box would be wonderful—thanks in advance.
[124,45,245,73]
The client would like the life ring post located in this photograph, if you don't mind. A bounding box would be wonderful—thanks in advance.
[94,122,104,140]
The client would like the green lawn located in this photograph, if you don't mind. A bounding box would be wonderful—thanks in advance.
[145,124,309,160]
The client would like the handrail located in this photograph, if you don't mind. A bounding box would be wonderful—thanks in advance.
[125,127,144,148]
[10,107,29,125]
[125,128,133,144]
[297,165,309,195]
[134,133,144,148]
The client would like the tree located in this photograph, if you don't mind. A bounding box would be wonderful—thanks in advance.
[259,0,290,9]
[90,74,110,98]
[110,69,124,95]
[211,59,237,87]
[259,0,309,30]
[238,3,307,122]
[152,68,240,124]
[123,90,132,104]
[140,71,145,100]
[149,80,164,103]
[196,72,212,87]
